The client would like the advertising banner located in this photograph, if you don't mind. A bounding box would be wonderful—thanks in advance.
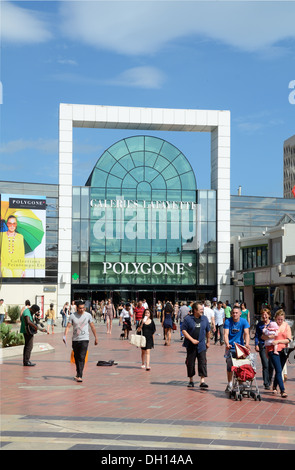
[0,194,46,278]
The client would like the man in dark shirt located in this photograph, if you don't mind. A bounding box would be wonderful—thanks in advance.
[182,302,210,389]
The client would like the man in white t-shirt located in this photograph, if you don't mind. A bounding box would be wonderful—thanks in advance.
[203,300,216,337]
[63,300,98,382]
[213,301,225,345]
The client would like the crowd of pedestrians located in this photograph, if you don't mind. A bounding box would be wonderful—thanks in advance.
[14,295,293,397]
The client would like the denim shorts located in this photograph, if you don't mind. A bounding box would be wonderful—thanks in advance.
[225,350,236,372]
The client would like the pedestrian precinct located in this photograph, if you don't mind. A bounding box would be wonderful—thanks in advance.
[182,302,210,389]
[63,300,98,382]
[136,308,156,371]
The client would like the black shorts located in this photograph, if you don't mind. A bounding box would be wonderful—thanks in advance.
[185,347,207,378]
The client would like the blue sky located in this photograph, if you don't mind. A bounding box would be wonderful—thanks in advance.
[1,0,295,197]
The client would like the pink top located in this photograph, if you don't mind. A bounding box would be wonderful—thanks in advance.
[266,321,291,353]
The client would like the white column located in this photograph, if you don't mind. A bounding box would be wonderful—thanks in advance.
[211,112,231,301]
[58,104,73,313]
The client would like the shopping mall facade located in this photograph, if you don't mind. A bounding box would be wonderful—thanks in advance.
[1,104,295,317]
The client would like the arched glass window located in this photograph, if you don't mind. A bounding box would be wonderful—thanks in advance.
[88,136,197,200]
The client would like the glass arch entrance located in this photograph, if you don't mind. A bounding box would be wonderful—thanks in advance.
[72,135,217,308]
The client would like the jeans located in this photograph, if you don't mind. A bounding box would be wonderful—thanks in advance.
[215,324,224,344]
[258,344,273,387]
[72,340,89,378]
[180,321,184,339]
[268,350,287,392]
[0,314,5,324]
[23,334,34,364]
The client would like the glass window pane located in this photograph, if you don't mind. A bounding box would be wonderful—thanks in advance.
[107,174,122,188]
[166,176,181,190]
[144,151,158,168]
[173,154,193,175]
[119,154,135,172]
[145,166,159,183]
[73,187,80,218]
[130,167,144,182]
[81,187,89,218]
[108,139,129,160]
[131,151,144,167]
[154,155,169,172]
[151,174,166,190]
[91,168,108,187]
[162,164,178,180]
[122,173,137,189]
[97,151,117,172]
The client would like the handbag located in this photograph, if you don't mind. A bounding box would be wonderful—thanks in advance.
[130,331,146,348]
[172,322,177,331]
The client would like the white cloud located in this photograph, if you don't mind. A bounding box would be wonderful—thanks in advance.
[51,66,165,89]
[0,137,103,155]
[58,1,295,56]
[1,2,52,43]
[57,58,78,66]
[0,138,57,154]
[107,66,165,89]
[235,111,284,134]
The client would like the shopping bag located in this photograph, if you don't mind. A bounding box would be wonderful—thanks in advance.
[130,332,146,348]
[71,350,88,363]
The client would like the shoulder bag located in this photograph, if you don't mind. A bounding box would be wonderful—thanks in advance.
[130,330,146,348]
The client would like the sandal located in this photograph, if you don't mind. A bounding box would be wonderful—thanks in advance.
[272,389,278,395]
[281,392,288,398]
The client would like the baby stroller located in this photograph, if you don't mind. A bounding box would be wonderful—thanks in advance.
[229,343,261,401]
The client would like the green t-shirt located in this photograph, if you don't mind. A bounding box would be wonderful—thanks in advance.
[20,308,33,334]
[241,309,249,320]
[224,306,231,318]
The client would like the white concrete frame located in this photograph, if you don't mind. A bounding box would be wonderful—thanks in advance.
[58,103,231,310]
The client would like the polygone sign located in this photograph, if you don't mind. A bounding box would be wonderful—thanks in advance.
[103,261,193,275]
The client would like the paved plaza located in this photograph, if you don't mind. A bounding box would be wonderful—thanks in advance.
[1,318,294,451]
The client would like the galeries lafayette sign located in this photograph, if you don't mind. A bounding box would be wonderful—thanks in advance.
[103,261,193,275]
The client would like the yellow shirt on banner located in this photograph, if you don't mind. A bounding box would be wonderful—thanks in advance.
[1,232,26,277]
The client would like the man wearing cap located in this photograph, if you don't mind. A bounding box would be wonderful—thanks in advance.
[20,304,46,366]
